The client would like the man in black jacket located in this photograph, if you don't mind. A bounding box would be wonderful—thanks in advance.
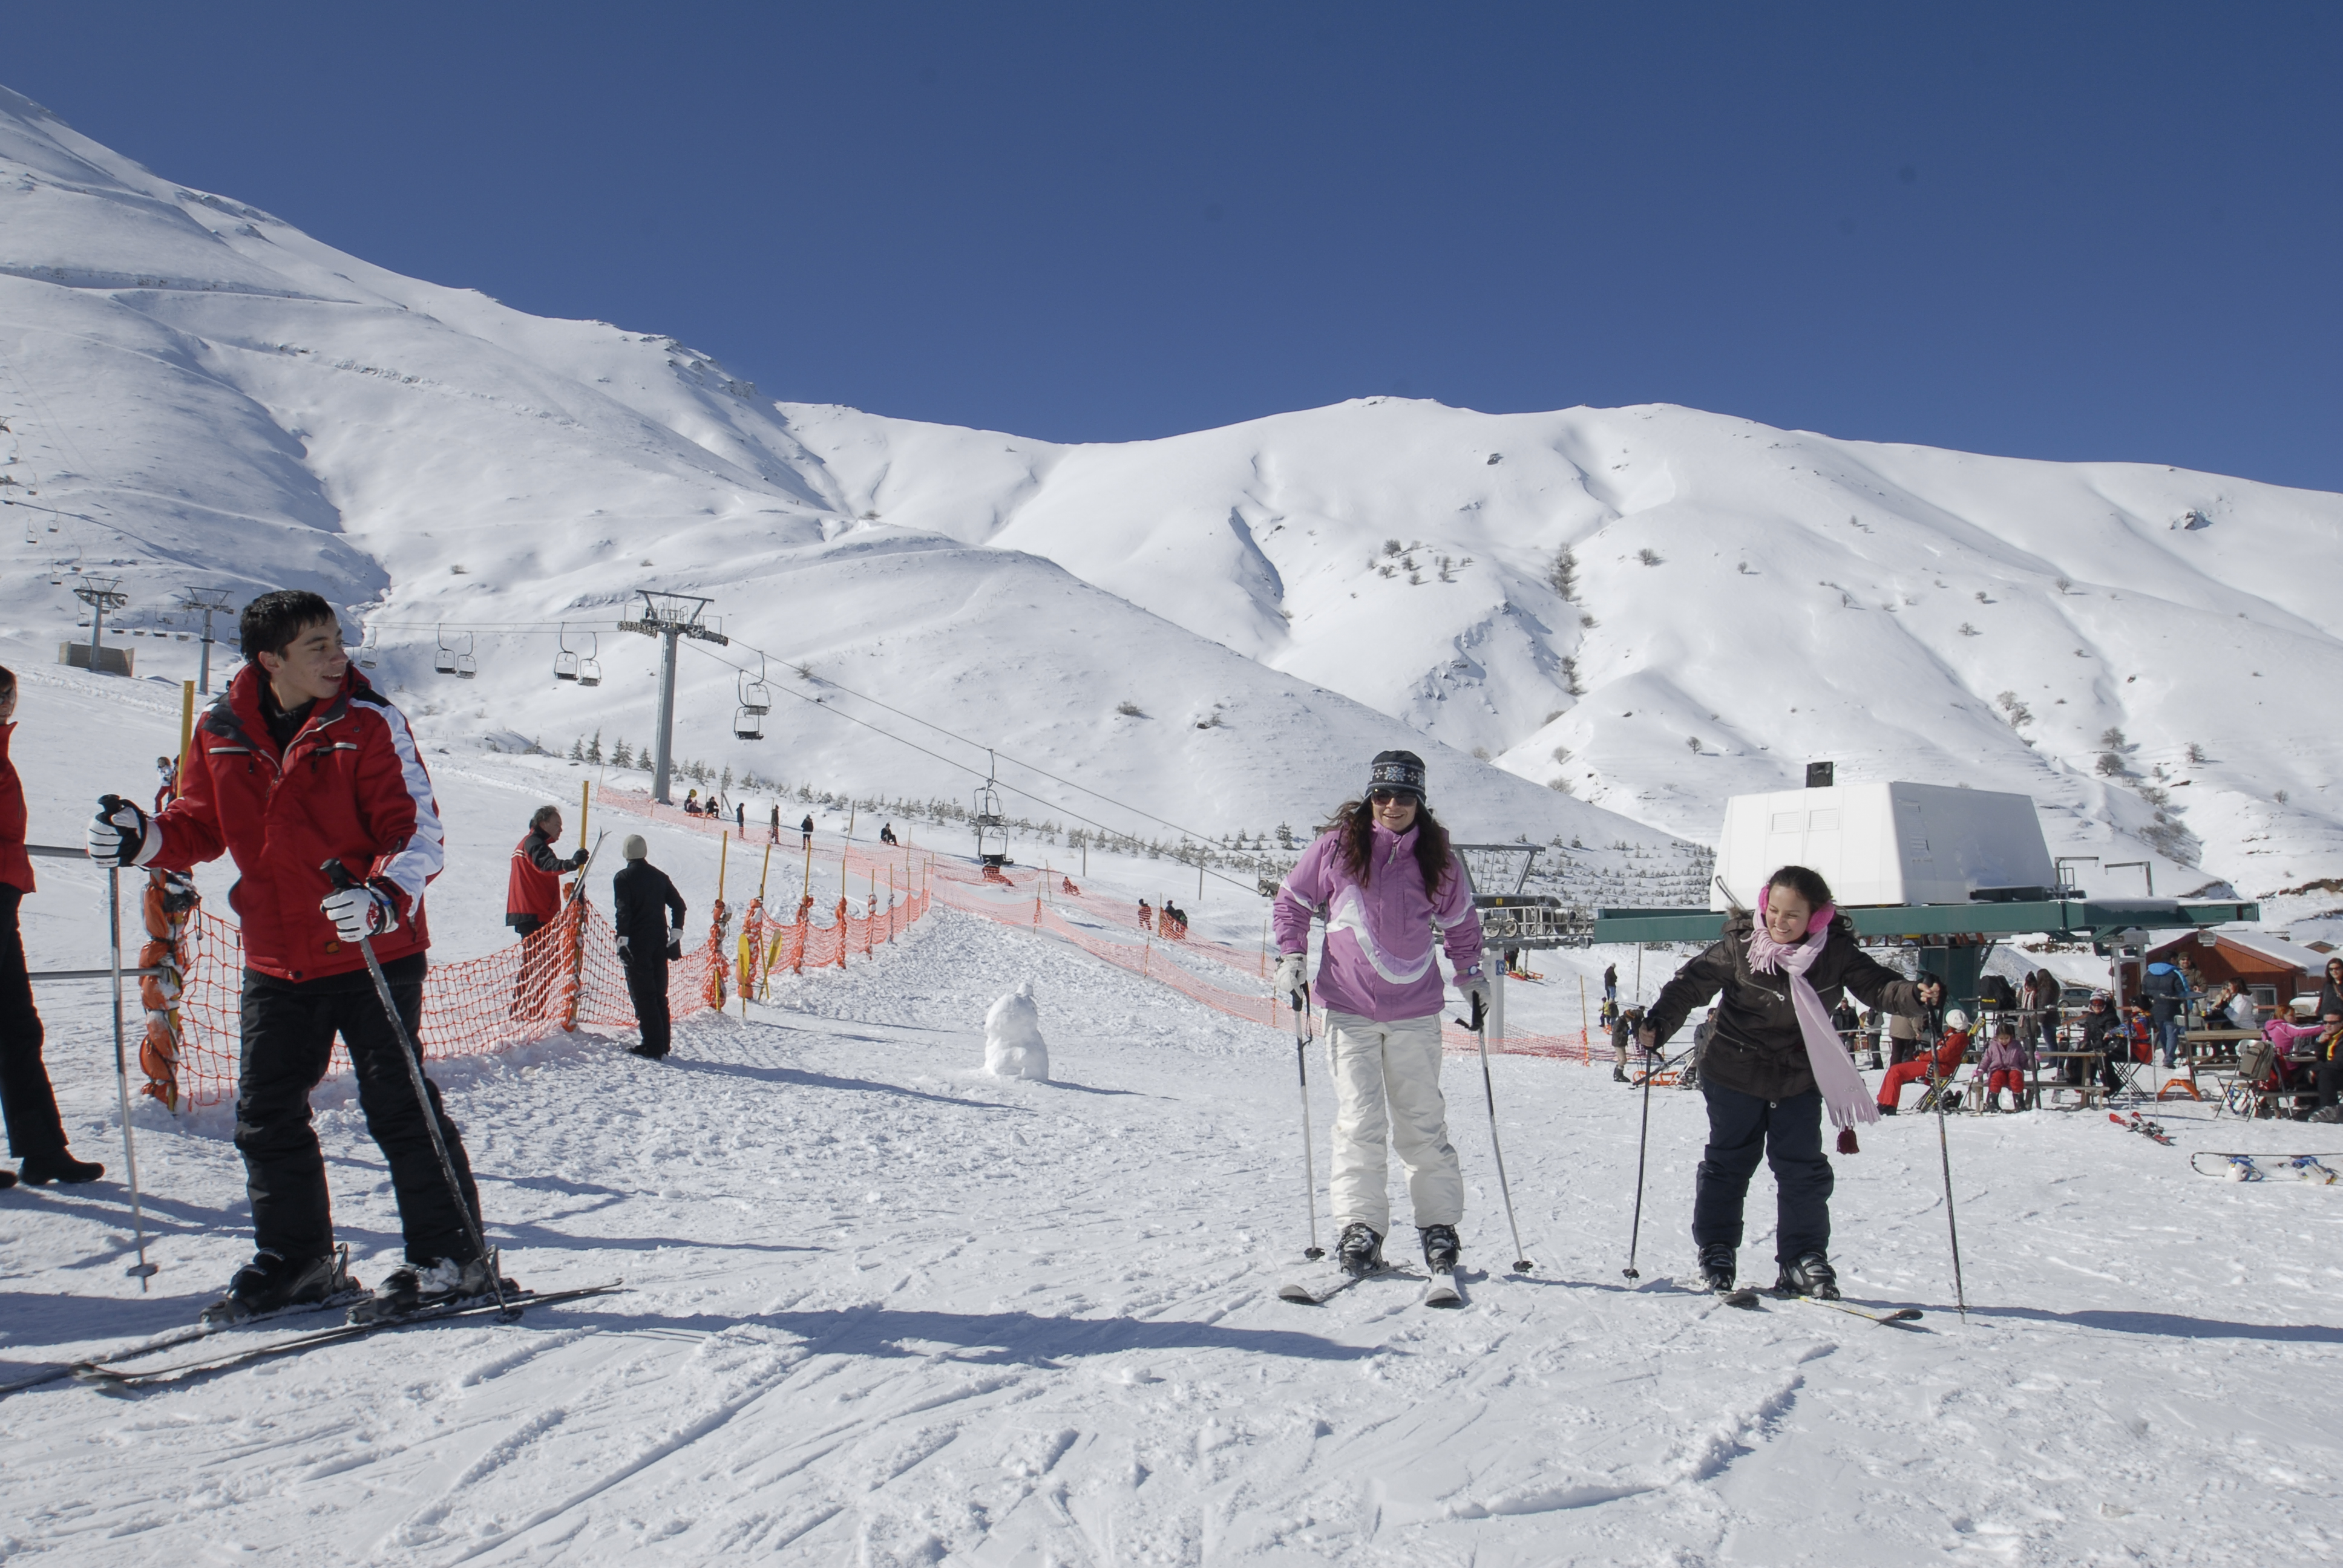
[1642,866,1928,1298]
[612,834,687,1060]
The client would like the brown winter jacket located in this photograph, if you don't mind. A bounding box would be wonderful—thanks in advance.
[1645,911,1928,1101]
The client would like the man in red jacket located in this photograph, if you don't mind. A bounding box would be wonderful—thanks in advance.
[0,667,105,1188]
[1875,1008,1973,1114]
[87,590,500,1325]
[506,804,586,1019]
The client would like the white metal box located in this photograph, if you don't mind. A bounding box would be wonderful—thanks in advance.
[1709,782,2054,909]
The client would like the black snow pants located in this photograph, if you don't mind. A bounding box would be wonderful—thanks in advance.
[624,954,672,1057]
[0,886,67,1160]
[1692,1082,1832,1266]
[235,953,482,1265]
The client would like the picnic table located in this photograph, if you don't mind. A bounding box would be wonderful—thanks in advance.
[2034,1051,2108,1109]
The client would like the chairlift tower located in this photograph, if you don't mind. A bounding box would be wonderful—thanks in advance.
[177,586,235,694]
[617,590,728,803]
[74,575,129,674]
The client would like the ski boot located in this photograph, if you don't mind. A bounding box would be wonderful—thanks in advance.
[350,1253,517,1324]
[1775,1252,1841,1301]
[1697,1243,1736,1295]
[201,1246,358,1327]
[16,1151,105,1184]
[1612,1065,1628,1083]
[1420,1223,1461,1275]
[1335,1223,1384,1279]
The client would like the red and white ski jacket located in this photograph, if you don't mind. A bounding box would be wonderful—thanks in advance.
[148,665,443,982]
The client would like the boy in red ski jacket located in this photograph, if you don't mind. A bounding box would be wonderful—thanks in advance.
[87,590,501,1325]
[1876,1010,1973,1114]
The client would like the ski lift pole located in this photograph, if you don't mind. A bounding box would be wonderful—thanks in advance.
[1289,982,1324,1261]
[102,853,157,1289]
[1622,1000,1657,1282]
[1936,1077,1969,1319]
[1461,991,1534,1273]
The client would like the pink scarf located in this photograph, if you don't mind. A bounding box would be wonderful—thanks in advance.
[1747,907,1879,1143]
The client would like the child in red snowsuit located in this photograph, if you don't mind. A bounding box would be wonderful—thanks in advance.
[1977,1021,2034,1111]
[1877,1010,1971,1113]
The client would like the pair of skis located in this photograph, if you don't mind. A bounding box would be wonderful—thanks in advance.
[1278,1262,1462,1309]
[1714,1286,1923,1327]
[59,1282,623,1393]
[2111,1112,2174,1145]
[2191,1151,2340,1183]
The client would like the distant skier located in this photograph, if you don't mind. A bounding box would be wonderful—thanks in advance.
[1642,865,1929,1301]
[612,834,686,1060]
[87,589,499,1324]
[800,814,814,852]
[1272,750,1486,1279]
[152,754,175,812]
[506,804,588,1019]
[1138,898,1153,933]
[1603,963,1617,1007]
[768,803,781,844]
[879,823,898,846]
[2138,959,2191,1069]
[734,800,746,839]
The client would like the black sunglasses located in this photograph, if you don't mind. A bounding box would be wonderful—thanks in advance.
[1368,789,1415,805]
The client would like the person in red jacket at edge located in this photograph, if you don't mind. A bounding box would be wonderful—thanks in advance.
[85,590,507,1327]
[1,666,106,1189]
[1876,1008,1974,1114]
[506,803,588,1019]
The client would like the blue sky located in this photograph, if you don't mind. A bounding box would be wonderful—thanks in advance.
[11,2,2340,489]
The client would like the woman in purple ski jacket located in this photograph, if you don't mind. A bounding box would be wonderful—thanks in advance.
[1273,750,1487,1279]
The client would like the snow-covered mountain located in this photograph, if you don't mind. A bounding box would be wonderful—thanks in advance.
[4,82,2337,903]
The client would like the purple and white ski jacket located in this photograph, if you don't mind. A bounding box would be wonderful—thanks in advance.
[1274,823,1483,1023]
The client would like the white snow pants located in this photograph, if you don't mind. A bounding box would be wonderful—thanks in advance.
[1325,1010,1463,1236]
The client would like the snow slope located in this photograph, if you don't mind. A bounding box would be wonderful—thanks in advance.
[3,667,2341,1566]
[0,83,1689,893]
[781,398,2343,901]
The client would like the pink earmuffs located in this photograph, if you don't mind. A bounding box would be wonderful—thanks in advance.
[1760,884,1837,937]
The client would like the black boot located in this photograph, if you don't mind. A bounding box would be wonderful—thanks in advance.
[201,1247,358,1327]
[1775,1251,1841,1300]
[350,1254,517,1324]
[0,1168,14,1189]
[17,1151,104,1184]
[1697,1243,1736,1294]
[1420,1223,1460,1275]
[1335,1223,1384,1279]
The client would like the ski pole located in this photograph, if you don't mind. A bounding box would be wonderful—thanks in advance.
[100,844,157,1289]
[322,859,512,1318]
[1290,982,1323,1261]
[1622,1018,1656,1281]
[1934,1071,1968,1319]
[1461,993,1533,1273]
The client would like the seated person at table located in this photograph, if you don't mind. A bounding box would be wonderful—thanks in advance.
[1978,1021,2034,1112]
[2074,990,2128,1094]
[2206,981,2255,1031]
[1876,1009,1971,1114]
[2264,1007,2328,1115]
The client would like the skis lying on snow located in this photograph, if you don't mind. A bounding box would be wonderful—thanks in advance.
[2111,1112,2174,1146]
[70,1282,622,1391]
[0,1287,368,1399]
[2191,1151,2341,1183]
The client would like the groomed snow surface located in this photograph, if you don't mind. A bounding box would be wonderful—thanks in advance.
[4,660,2342,1565]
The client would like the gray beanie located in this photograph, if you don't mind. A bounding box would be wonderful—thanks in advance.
[623,834,647,860]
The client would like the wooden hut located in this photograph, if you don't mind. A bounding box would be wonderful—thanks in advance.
[2137,930,2324,1006]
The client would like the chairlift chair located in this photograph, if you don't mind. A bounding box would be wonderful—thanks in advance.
[575,632,602,687]
[355,624,379,669]
[733,705,764,741]
[553,624,580,681]
[739,657,771,716]
[974,780,1009,867]
[454,630,477,679]
[434,627,458,676]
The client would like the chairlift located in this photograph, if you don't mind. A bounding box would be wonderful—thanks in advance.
[553,624,580,681]
[575,632,602,687]
[355,624,379,669]
[739,656,770,716]
[434,626,457,676]
[974,773,1008,867]
[454,631,477,679]
[733,704,765,741]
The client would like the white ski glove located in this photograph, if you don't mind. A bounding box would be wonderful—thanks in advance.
[1455,965,1492,1019]
[615,933,632,960]
[666,923,685,960]
[86,797,160,867]
[321,881,399,943]
[1273,952,1307,1005]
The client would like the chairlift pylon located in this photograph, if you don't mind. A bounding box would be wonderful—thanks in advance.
[554,623,580,682]
[575,631,602,687]
[434,626,457,676]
